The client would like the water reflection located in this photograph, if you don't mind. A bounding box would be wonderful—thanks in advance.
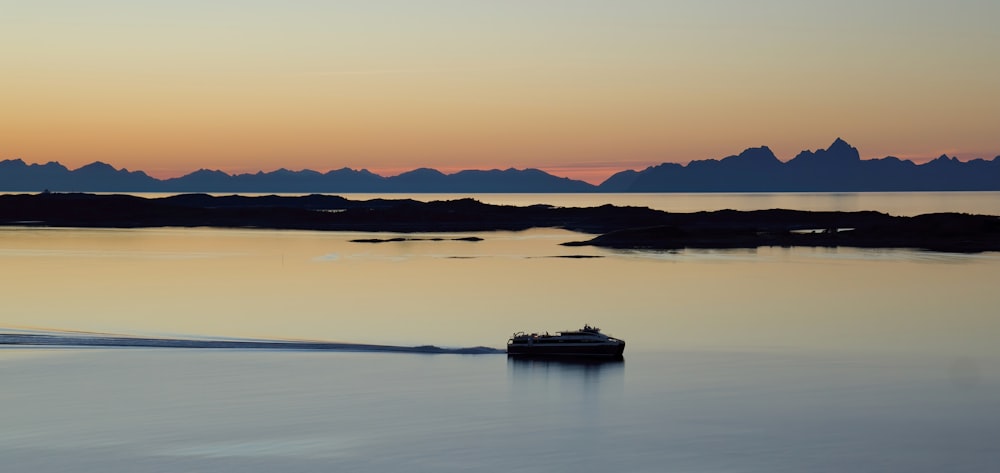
[506,356,625,452]
[507,356,625,369]
[507,357,625,393]
[2,218,998,355]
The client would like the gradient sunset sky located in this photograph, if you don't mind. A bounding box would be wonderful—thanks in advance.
[3,1,999,183]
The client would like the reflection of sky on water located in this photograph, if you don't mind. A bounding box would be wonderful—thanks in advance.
[0,248,243,259]
[507,357,625,390]
[2,225,999,356]
[507,357,626,449]
[2,346,999,472]
[1,192,998,472]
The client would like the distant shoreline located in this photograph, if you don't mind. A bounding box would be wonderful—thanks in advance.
[1,192,998,253]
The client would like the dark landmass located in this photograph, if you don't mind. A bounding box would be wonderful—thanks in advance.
[539,255,606,259]
[3,139,999,192]
[351,236,484,243]
[2,192,998,253]
[0,192,667,233]
[561,212,1000,253]
[0,193,1000,252]
[0,331,502,354]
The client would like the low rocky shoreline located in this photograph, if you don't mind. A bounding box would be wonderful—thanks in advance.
[1,192,998,253]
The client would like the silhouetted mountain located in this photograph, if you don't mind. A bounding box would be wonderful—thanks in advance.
[0,160,593,193]
[597,169,642,192]
[601,139,1000,192]
[158,167,389,193]
[441,168,593,192]
[390,168,448,192]
[622,146,786,192]
[2,139,999,192]
[0,159,157,191]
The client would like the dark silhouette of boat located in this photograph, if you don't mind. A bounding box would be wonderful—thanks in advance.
[507,325,625,358]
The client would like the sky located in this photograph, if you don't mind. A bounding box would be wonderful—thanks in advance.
[2,1,999,184]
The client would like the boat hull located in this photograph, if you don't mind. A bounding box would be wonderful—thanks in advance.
[506,341,625,358]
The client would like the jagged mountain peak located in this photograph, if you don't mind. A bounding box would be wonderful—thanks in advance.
[731,146,780,164]
[830,137,851,149]
[36,161,70,171]
[926,154,961,166]
[73,161,150,178]
[0,158,27,167]
[325,167,380,177]
[790,138,861,165]
[76,161,118,172]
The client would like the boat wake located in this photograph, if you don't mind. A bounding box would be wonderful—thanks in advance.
[0,328,503,355]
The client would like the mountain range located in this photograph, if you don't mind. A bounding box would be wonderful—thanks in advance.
[1,139,998,193]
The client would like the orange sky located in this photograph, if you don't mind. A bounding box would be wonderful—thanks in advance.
[2,1,999,184]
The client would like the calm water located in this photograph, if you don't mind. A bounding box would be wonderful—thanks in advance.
[2,193,999,472]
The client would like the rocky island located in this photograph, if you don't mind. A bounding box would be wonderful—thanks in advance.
[1,192,998,253]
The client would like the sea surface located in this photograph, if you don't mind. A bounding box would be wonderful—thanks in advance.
[2,192,999,472]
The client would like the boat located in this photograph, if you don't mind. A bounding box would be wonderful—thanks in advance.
[507,325,625,358]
